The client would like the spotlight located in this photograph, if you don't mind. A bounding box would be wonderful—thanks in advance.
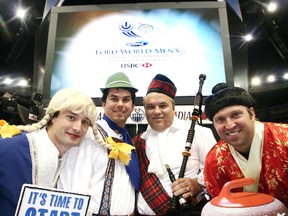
[3,78,13,85]
[244,34,253,42]
[251,77,261,86]
[267,2,277,13]
[267,75,276,82]
[16,8,27,19]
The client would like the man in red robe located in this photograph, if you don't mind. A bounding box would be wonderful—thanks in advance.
[204,83,288,208]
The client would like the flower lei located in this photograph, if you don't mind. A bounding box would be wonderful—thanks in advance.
[106,136,135,165]
[0,119,21,139]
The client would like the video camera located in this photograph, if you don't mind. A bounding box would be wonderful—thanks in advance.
[0,92,45,125]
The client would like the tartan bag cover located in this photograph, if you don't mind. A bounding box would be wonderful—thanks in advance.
[133,134,171,215]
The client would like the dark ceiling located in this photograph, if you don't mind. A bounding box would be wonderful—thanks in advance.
[0,0,288,122]
[0,0,44,76]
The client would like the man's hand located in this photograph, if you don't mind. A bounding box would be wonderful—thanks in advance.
[171,178,202,200]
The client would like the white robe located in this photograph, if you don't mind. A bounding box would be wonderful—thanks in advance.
[28,128,64,187]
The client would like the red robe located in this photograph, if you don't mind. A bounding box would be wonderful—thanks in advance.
[204,122,288,208]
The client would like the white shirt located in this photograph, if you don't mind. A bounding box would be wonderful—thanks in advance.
[228,121,264,192]
[58,120,135,216]
[137,117,216,215]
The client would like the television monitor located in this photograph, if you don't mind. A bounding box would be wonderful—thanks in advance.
[34,1,235,105]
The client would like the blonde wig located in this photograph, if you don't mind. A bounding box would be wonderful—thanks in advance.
[16,88,109,148]
[17,88,97,131]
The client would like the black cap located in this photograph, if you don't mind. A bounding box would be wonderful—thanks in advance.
[205,83,256,121]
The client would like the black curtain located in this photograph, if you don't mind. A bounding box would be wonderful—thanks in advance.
[126,124,148,138]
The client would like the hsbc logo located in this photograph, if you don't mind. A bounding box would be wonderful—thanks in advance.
[121,63,139,68]
[120,63,152,68]
[142,63,152,68]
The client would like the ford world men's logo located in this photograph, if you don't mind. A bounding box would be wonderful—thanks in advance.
[126,41,148,47]
[120,21,153,47]
[119,21,140,37]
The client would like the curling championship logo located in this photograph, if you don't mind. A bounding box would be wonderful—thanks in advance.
[119,21,153,47]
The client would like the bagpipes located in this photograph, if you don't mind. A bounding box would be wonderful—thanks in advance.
[165,74,206,216]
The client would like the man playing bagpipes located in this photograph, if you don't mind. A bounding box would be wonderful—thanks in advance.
[133,74,216,215]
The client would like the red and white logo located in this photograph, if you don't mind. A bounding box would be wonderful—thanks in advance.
[142,63,152,68]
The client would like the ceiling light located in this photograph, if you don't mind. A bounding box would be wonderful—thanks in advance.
[3,78,13,85]
[244,34,253,41]
[17,79,29,87]
[267,75,276,82]
[251,77,261,86]
[267,2,277,13]
[16,8,26,19]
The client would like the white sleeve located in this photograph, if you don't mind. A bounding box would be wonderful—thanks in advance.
[193,125,216,185]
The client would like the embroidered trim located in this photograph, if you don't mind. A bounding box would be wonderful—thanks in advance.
[96,123,109,141]
[96,123,115,215]
[27,133,37,184]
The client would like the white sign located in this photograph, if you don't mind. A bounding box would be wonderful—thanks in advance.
[15,184,90,216]
[48,7,226,99]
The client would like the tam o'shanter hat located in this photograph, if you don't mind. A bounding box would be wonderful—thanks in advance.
[100,72,138,93]
[204,83,256,121]
[146,74,177,99]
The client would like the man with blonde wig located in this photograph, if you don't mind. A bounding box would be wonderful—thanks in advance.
[0,88,98,215]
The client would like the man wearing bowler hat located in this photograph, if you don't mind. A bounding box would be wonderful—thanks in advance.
[58,72,140,215]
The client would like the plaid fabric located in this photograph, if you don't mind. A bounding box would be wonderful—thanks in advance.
[133,134,171,215]
[147,79,176,99]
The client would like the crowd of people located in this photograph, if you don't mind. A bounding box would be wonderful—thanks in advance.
[0,72,287,215]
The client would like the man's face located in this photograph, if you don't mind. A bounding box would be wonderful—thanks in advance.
[48,109,91,154]
[102,88,134,128]
[144,92,174,132]
[213,105,256,153]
